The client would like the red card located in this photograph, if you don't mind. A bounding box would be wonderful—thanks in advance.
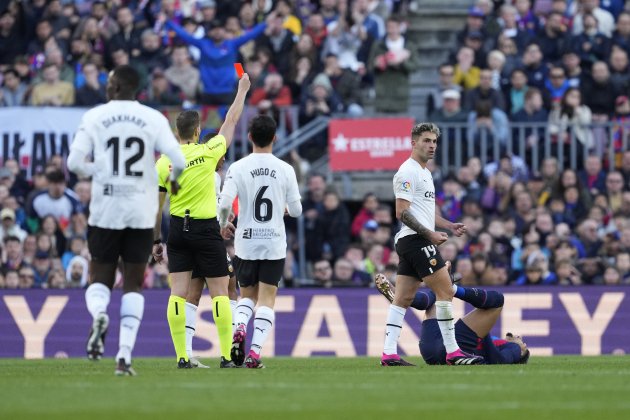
[234,63,244,78]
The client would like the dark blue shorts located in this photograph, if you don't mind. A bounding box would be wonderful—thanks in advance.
[419,319,482,365]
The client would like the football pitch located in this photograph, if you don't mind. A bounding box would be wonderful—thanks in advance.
[1,357,628,419]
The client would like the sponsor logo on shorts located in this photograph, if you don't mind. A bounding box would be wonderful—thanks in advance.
[242,228,281,240]
[102,184,141,197]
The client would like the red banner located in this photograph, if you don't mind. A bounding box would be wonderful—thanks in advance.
[329,118,415,171]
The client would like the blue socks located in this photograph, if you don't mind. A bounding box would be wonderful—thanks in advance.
[454,287,504,309]
[410,289,436,310]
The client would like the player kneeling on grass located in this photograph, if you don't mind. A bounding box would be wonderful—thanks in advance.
[375,270,530,365]
[218,115,302,368]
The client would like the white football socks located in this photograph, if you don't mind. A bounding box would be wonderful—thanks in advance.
[185,302,197,358]
[116,292,144,364]
[435,300,460,354]
[234,298,255,331]
[230,299,237,334]
[85,283,111,319]
[383,304,406,355]
[250,306,274,357]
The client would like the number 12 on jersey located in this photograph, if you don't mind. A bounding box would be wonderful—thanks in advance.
[106,136,145,177]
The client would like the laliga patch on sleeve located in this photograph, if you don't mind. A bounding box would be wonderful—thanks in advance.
[399,180,412,193]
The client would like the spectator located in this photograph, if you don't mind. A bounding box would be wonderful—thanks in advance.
[32,169,80,231]
[514,251,558,285]
[299,74,343,131]
[430,89,468,123]
[548,87,593,167]
[319,190,351,262]
[332,257,369,287]
[109,6,142,57]
[487,50,509,91]
[34,45,75,84]
[2,235,23,271]
[75,62,106,106]
[582,61,618,118]
[276,0,302,36]
[536,11,570,62]
[505,68,528,115]
[456,6,488,47]
[257,12,295,78]
[497,5,532,52]
[573,0,615,37]
[452,46,481,90]
[0,208,27,242]
[165,11,272,105]
[139,29,169,71]
[497,35,523,77]
[515,0,540,34]
[605,171,625,212]
[18,266,35,289]
[544,66,570,106]
[89,1,118,39]
[556,259,583,285]
[139,68,182,107]
[30,62,75,106]
[47,268,66,289]
[522,43,549,90]
[611,11,630,54]
[512,88,548,158]
[3,269,19,289]
[368,15,419,114]
[603,266,622,285]
[579,155,607,195]
[467,100,510,159]
[312,259,333,287]
[616,251,630,281]
[363,243,384,276]
[303,173,327,262]
[351,193,378,238]
[0,9,27,66]
[165,45,201,103]
[0,68,27,106]
[353,0,385,41]
[32,250,53,288]
[609,47,630,91]
[464,68,506,112]
[65,255,88,288]
[304,13,328,50]
[563,51,586,88]
[572,13,611,68]
[426,64,461,117]
[320,53,363,115]
[578,257,605,284]
[61,235,87,270]
[249,72,293,107]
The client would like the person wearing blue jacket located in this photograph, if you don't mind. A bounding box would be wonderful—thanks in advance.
[163,12,277,105]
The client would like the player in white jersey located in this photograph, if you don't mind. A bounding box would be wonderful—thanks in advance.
[381,123,485,366]
[218,115,302,368]
[67,65,186,376]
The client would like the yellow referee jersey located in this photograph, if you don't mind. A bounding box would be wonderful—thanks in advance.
[156,134,226,219]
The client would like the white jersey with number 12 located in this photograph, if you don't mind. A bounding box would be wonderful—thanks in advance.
[71,100,181,229]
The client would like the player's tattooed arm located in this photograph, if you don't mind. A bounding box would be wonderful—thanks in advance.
[400,209,433,241]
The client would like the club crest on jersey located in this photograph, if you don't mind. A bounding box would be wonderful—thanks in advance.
[400,181,411,192]
[429,258,437,266]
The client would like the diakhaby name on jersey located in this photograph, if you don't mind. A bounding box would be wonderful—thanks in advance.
[101,114,147,129]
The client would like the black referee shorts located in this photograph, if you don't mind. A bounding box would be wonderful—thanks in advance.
[395,234,446,280]
[167,216,228,278]
[88,225,153,264]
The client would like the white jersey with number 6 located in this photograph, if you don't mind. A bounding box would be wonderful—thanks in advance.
[393,158,436,244]
[221,154,301,260]
[70,100,184,230]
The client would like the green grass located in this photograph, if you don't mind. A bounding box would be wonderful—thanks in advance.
[1,357,629,419]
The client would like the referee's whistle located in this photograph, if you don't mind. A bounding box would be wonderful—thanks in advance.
[183,209,190,232]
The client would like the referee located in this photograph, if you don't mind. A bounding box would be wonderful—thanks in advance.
[153,74,251,369]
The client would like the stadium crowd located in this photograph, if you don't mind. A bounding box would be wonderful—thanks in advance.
[1,0,630,288]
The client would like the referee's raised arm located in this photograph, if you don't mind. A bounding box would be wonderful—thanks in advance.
[219,74,251,149]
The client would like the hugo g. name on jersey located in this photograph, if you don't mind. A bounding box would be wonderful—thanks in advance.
[393,158,436,243]
[220,154,301,260]
[70,100,182,230]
